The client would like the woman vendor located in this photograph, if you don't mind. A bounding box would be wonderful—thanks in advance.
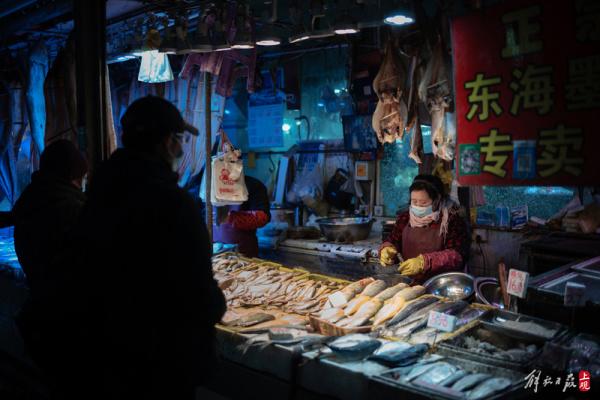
[379,174,470,283]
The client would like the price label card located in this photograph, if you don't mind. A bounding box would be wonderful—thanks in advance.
[427,311,457,333]
[507,269,530,298]
[564,282,586,307]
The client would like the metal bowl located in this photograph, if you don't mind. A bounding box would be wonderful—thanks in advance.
[475,277,506,309]
[316,217,374,243]
[423,272,475,301]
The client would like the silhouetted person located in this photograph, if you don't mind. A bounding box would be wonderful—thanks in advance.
[12,139,87,397]
[39,96,225,400]
[12,139,87,290]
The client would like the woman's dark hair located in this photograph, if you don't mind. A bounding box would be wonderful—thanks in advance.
[409,174,445,202]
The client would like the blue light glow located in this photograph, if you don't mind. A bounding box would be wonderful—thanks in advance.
[138,50,174,83]
[282,123,291,133]
[224,109,231,115]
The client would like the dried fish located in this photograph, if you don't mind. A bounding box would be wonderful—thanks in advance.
[373,283,409,301]
[373,286,426,326]
[340,298,384,328]
[225,312,275,328]
[438,369,468,387]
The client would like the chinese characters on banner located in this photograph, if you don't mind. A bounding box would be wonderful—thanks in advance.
[452,0,600,185]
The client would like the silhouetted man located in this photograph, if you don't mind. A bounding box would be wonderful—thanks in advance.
[55,96,225,400]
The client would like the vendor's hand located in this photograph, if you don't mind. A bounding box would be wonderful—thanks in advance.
[398,255,425,276]
[379,246,398,267]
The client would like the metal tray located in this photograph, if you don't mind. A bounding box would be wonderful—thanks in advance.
[372,354,526,400]
[436,322,544,372]
[482,310,568,342]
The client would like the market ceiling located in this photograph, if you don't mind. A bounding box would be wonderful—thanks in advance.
[0,0,421,56]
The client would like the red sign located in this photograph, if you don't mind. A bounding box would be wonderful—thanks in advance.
[452,0,600,185]
[579,370,591,392]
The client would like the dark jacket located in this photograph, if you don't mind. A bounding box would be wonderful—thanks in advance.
[46,148,226,399]
[12,170,85,290]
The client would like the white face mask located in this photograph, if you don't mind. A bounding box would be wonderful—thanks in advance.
[410,204,433,218]
[167,133,186,171]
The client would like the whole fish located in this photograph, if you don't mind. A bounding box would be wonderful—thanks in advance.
[26,40,49,158]
[386,296,439,327]
[408,117,423,164]
[373,286,426,326]
[438,369,468,387]
[368,342,429,367]
[344,280,386,316]
[466,377,512,400]
[404,301,469,339]
[327,334,381,361]
[413,362,458,386]
[404,361,448,382]
[387,300,443,336]
[452,373,492,392]
[373,282,408,301]
[340,298,384,328]
[226,312,275,328]
[328,277,375,307]
[319,307,345,323]
[410,327,443,345]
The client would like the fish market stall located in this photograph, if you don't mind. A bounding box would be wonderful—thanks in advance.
[210,253,600,399]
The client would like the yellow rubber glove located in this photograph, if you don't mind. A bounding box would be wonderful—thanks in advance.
[379,246,398,266]
[398,255,425,276]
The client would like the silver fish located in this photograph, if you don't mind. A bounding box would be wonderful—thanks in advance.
[368,342,428,367]
[387,296,439,327]
[413,362,458,386]
[327,334,382,361]
[452,373,491,392]
[438,369,468,387]
[467,377,512,400]
[404,361,448,382]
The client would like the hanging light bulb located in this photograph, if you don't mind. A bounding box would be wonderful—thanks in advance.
[230,4,254,49]
[257,25,281,46]
[333,13,359,35]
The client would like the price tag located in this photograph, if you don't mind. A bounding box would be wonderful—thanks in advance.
[427,311,457,333]
[564,282,586,307]
[507,268,529,298]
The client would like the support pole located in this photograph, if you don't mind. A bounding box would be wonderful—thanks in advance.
[204,72,213,242]
[74,0,107,172]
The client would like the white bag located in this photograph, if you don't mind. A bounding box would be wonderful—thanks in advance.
[210,141,248,206]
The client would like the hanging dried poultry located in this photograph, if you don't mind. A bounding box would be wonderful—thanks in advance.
[372,40,408,144]
[418,38,454,161]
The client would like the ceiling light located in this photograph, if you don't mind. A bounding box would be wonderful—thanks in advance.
[257,38,281,46]
[384,13,414,26]
[333,14,359,35]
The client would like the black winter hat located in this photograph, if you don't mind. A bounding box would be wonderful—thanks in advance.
[40,139,88,181]
[120,96,198,149]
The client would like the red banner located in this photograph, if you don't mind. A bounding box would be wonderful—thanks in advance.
[453,0,600,186]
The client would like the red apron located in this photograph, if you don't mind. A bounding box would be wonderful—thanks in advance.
[402,223,444,284]
[213,205,259,258]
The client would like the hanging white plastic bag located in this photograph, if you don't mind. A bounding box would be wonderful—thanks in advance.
[210,138,248,205]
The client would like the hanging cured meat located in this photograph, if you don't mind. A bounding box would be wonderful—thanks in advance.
[418,38,454,161]
[372,40,407,144]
